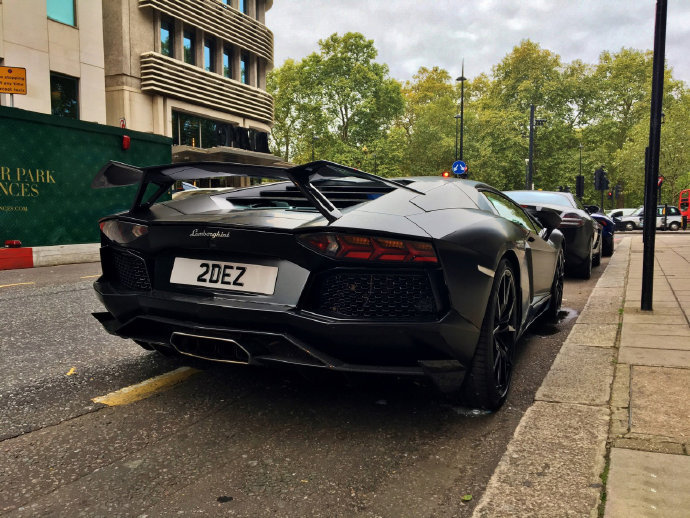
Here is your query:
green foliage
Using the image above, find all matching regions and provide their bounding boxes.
[269,35,689,202]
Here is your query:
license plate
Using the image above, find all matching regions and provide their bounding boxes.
[170,257,278,295]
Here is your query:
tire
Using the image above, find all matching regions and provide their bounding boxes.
[602,235,614,257]
[625,222,635,231]
[574,239,593,279]
[545,250,565,321]
[670,221,680,231]
[462,258,518,410]
[592,244,601,267]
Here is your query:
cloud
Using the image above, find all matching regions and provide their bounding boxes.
[266,0,689,85]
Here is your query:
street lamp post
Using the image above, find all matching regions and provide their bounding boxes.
[525,104,546,190]
[454,113,461,160]
[455,60,466,161]
[579,143,583,177]
[311,135,318,161]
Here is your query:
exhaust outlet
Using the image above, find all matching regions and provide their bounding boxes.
[170,332,251,364]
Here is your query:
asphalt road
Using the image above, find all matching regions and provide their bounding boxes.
[0,255,611,517]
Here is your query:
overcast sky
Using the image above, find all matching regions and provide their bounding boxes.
[266,0,690,85]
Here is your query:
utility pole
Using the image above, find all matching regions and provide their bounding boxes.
[641,0,667,311]
[526,104,535,190]
[456,60,466,161]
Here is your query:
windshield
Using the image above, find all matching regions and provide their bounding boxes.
[506,191,576,208]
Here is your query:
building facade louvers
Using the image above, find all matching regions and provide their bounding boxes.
[103,0,277,165]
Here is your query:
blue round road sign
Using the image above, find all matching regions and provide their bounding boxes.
[452,160,467,175]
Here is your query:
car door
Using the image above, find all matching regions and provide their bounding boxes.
[482,191,555,298]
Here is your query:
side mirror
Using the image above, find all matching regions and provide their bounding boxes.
[585,205,600,214]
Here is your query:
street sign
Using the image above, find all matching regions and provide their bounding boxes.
[658,175,665,187]
[0,66,27,95]
[452,160,467,176]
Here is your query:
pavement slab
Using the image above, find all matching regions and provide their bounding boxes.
[564,323,618,348]
[618,347,690,368]
[619,332,690,350]
[472,402,609,518]
[630,366,690,439]
[536,345,615,406]
[621,323,690,337]
[605,449,690,518]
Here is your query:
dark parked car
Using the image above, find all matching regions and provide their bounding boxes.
[505,190,602,279]
[91,160,565,410]
[587,208,615,257]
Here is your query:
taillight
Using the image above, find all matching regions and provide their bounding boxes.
[559,213,585,228]
[298,233,438,263]
[99,220,148,244]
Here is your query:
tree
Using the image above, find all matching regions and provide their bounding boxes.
[303,32,404,146]
[267,59,326,162]
[397,67,457,176]
[268,33,404,167]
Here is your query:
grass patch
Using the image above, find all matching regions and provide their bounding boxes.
[597,454,612,518]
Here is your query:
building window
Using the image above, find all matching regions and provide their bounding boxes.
[50,73,79,119]
[223,45,233,79]
[240,53,249,84]
[160,18,174,57]
[239,0,247,14]
[47,0,75,26]
[172,111,269,154]
[183,29,195,65]
[204,38,216,72]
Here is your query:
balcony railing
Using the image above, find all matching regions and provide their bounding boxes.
[140,52,273,124]
[139,0,273,62]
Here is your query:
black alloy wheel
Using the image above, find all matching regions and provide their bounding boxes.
[462,258,518,410]
[546,250,565,321]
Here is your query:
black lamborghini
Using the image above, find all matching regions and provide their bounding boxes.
[92,161,564,410]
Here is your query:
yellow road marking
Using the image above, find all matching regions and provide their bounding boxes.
[80,275,100,279]
[92,367,201,406]
[0,282,35,288]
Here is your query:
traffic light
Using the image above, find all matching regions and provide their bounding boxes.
[614,184,622,199]
[607,191,613,200]
[594,167,609,191]
[594,168,603,190]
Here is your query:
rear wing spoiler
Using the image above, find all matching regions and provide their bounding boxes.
[92,160,419,223]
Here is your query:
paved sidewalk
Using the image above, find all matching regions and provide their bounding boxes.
[473,233,690,517]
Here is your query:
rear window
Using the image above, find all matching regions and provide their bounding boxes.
[506,191,576,208]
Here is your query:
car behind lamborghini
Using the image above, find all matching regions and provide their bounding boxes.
[92,161,564,410]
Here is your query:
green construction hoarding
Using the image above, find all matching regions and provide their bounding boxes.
[0,106,171,246]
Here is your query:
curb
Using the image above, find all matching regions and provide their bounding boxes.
[0,243,100,270]
[472,237,632,518]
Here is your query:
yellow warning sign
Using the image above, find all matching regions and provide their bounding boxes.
[0,66,27,95]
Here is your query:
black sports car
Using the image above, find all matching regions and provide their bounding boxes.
[92,161,564,410]
[505,190,602,279]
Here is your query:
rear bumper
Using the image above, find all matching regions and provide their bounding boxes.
[560,227,591,267]
[93,278,481,377]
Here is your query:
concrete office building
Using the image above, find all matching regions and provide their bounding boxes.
[102,0,277,165]
[0,0,107,123]
[0,0,276,165]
